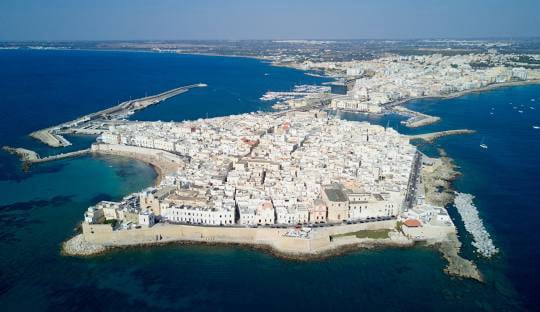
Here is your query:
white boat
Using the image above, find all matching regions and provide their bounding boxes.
[518,110,523,113]
[533,126,540,129]
[480,137,488,149]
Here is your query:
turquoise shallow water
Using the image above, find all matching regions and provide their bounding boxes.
[0,50,538,311]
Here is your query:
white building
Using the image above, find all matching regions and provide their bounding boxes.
[161,204,235,226]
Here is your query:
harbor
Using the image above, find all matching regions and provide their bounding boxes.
[29,83,207,147]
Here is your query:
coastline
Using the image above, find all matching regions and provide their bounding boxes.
[383,80,540,130]
[62,231,414,262]
[62,220,408,258]
[90,144,182,186]
[418,151,483,281]
[3,46,537,311]
[33,52,515,282]
[389,79,540,108]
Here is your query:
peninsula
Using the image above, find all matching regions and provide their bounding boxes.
[51,109,480,280]
[11,46,539,282]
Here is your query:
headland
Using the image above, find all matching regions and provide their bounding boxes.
[9,49,540,283]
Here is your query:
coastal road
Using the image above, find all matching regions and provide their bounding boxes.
[403,151,421,211]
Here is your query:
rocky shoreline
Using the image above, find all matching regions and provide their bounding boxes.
[434,234,483,282]
[420,151,460,207]
[62,234,106,256]
[419,149,483,281]
[454,193,498,258]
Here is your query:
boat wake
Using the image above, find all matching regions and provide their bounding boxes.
[454,192,499,258]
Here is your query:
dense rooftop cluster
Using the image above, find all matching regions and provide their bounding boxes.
[86,111,416,228]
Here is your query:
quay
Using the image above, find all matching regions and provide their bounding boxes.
[29,130,72,147]
[407,129,476,143]
[392,105,441,128]
[29,83,207,147]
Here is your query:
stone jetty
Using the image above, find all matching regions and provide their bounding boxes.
[454,192,498,258]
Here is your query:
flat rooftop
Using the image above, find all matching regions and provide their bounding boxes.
[324,188,348,202]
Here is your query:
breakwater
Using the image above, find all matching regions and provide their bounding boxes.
[32,149,91,163]
[2,146,90,163]
[392,105,441,128]
[454,192,498,258]
[30,83,207,147]
[407,129,476,143]
[2,146,40,161]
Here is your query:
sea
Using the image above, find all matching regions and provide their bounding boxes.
[0,49,539,311]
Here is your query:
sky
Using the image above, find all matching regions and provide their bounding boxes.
[0,0,539,41]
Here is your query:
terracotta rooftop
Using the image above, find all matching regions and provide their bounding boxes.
[403,219,422,227]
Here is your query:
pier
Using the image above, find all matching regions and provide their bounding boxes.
[406,129,476,143]
[2,146,91,164]
[391,105,441,128]
[90,83,206,119]
[31,149,91,163]
[30,83,207,147]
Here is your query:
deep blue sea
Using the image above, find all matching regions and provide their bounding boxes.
[0,49,539,311]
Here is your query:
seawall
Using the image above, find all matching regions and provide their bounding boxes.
[70,220,403,259]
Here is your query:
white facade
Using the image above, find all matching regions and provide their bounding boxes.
[276,206,309,225]
[161,204,235,226]
[138,212,155,227]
